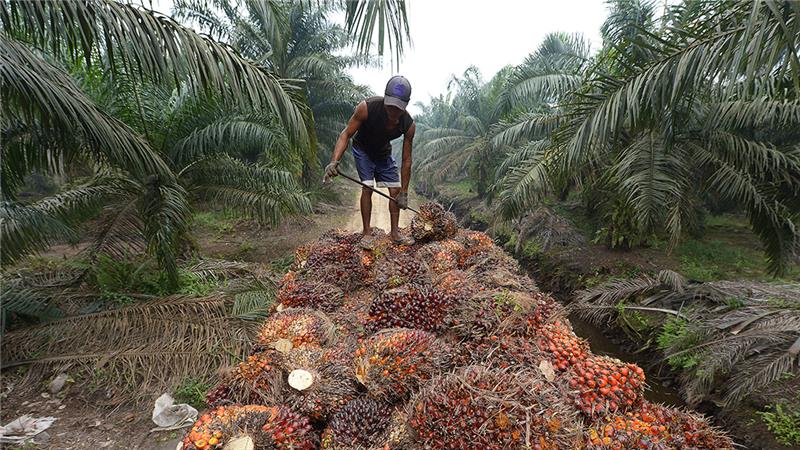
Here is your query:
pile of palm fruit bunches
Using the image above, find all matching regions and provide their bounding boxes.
[183,202,733,449]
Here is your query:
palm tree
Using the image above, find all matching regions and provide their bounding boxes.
[173,0,374,173]
[494,0,800,275]
[0,0,316,282]
[415,67,512,196]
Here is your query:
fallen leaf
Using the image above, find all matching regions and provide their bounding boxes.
[539,359,556,381]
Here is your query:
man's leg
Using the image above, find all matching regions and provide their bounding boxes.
[360,186,373,235]
[388,187,401,240]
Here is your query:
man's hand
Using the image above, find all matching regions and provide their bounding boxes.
[395,192,408,210]
[324,161,339,178]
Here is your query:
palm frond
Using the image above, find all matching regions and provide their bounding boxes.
[1,295,255,402]
[1,0,310,145]
[185,156,311,225]
[343,0,410,68]
[0,37,171,182]
[495,140,556,219]
[1,177,137,266]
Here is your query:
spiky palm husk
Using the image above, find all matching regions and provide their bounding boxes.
[408,366,581,449]
[463,248,538,293]
[432,270,480,306]
[366,287,452,334]
[299,233,370,290]
[584,401,733,449]
[276,278,344,312]
[183,404,317,450]
[275,347,359,422]
[206,351,283,409]
[410,202,458,242]
[451,289,542,340]
[414,239,465,274]
[354,328,451,402]
[373,254,432,292]
[256,308,336,349]
[453,230,495,266]
[320,397,394,449]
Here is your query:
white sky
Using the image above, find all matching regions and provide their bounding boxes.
[350,0,608,115]
[149,0,610,115]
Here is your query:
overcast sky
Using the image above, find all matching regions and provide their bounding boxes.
[348,0,609,115]
[150,0,610,115]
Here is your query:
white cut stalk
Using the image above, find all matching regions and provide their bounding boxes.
[224,435,255,450]
[288,369,314,391]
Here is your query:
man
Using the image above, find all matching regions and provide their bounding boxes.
[325,75,415,243]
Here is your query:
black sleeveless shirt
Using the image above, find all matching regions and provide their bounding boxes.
[352,96,414,160]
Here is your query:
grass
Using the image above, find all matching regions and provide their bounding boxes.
[193,209,239,235]
[675,239,769,281]
[656,316,702,370]
[173,377,212,410]
[757,404,800,447]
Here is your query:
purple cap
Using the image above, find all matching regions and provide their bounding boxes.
[384,75,411,110]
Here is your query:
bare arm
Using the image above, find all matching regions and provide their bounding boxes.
[331,101,367,164]
[400,122,415,193]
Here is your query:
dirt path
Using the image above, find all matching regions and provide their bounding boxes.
[344,187,414,232]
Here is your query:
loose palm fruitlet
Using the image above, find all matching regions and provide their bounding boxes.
[182,405,316,450]
[373,254,431,292]
[536,321,591,371]
[568,355,645,418]
[206,352,282,408]
[584,401,734,449]
[257,308,336,349]
[320,397,394,449]
[276,278,344,312]
[410,202,458,242]
[409,366,580,450]
[354,328,451,402]
[367,287,451,333]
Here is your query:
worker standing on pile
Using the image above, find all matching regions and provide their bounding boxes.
[325,76,416,244]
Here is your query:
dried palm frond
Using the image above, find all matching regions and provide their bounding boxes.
[1,295,254,403]
[572,271,800,408]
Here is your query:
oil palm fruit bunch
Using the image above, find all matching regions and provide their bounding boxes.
[374,254,431,291]
[409,366,580,449]
[524,294,567,333]
[257,308,336,349]
[568,355,646,418]
[276,347,359,422]
[366,287,451,333]
[415,240,464,274]
[260,405,319,449]
[433,270,480,305]
[584,402,733,449]
[182,405,316,450]
[452,290,533,340]
[206,352,282,408]
[410,202,458,242]
[454,230,494,267]
[535,321,591,371]
[455,333,545,370]
[276,279,344,312]
[302,237,369,290]
[354,328,451,402]
[320,397,394,449]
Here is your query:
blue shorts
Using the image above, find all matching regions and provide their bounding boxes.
[352,146,401,188]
